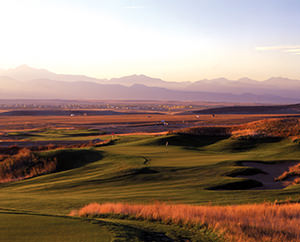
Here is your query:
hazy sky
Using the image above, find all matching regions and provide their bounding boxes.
[0,0,299,82]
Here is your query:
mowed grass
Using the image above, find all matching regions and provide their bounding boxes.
[1,134,300,209]
[0,211,112,242]
[1,132,300,240]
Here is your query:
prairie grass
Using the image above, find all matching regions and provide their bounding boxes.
[232,118,300,138]
[176,118,300,139]
[173,126,231,136]
[0,148,57,183]
[0,144,103,183]
[276,162,300,185]
[71,202,300,242]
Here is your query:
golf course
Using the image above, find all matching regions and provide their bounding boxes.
[1,118,300,241]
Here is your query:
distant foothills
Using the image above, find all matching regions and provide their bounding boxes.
[1,65,300,103]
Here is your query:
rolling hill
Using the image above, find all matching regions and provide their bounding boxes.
[1,128,300,241]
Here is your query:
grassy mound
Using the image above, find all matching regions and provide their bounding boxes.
[0,148,102,183]
[232,118,300,138]
[223,166,266,177]
[173,126,231,137]
[276,162,300,185]
[175,118,300,139]
[40,148,103,171]
[137,134,228,149]
[0,148,57,183]
[205,136,282,153]
[208,179,263,190]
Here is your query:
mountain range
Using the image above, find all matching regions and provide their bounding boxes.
[0,65,300,103]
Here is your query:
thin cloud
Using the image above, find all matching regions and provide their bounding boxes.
[255,45,300,56]
[284,48,300,53]
[256,45,300,51]
[125,6,145,9]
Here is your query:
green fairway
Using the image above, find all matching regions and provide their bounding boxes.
[0,211,112,242]
[1,133,300,241]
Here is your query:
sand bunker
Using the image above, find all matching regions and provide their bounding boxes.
[240,161,299,189]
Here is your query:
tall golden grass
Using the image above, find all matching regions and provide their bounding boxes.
[174,118,300,139]
[231,118,300,138]
[0,139,109,183]
[70,202,300,242]
[276,162,300,185]
[172,126,231,136]
[0,148,57,183]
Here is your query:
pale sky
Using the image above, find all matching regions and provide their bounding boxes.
[0,0,299,82]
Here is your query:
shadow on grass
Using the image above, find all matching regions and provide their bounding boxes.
[207,136,283,153]
[150,134,229,150]
[42,149,104,172]
[208,179,263,190]
[230,136,283,152]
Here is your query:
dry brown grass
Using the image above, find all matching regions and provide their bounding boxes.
[232,118,300,138]
[276,162,300,185]
[176,118,300,139]
[0,148,57,183]
[0,113,295,132]
[173,126,231,136]
[70,202,300,242]
[0,141,108,183]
